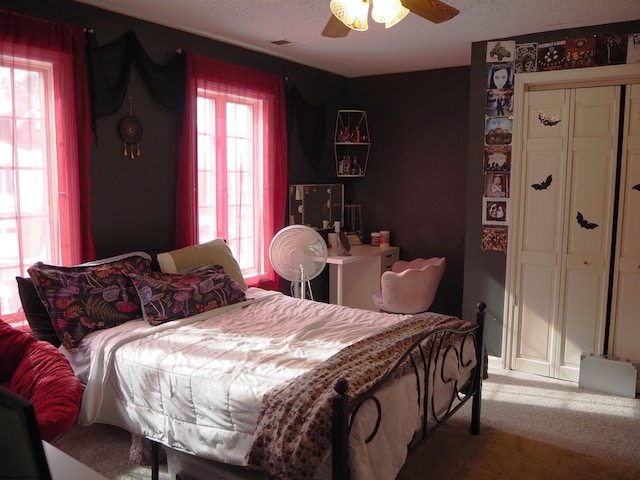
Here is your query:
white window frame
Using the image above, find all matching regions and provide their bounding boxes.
[0,54,61,322]
[196,87,265,281]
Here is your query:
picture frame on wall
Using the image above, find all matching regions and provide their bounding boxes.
[482,197,509,226]
[484,172,510,198]
[484,145,512,172]
[482,226,508,252]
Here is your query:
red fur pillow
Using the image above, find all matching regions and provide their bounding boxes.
[0,319,82,442]
[0,319,35,384]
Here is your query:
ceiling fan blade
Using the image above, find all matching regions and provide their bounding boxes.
[321,15,351,38]
[401,0,460,24]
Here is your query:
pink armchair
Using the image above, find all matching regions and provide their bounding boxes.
[372,257,446,314]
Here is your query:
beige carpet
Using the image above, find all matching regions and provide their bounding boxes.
[55,417,640,480]
[54,368,640,480]
[398,419,640,480]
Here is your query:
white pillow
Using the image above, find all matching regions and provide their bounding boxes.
[79,251,152,266]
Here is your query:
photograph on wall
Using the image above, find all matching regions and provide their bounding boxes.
[482,227,508,252]
[484,172,510,198]
[486,88,514,117]
[486,40,516,63]
[486,62,514,89]
[515,43,537,73]
[626,33,640,63]
[484,117,512,146]
[482,226,508,252]
[594,34,628,66]
[537,41,566,71]
[484,145,511,172]
[564,37,596,69]
[482,197,509,226]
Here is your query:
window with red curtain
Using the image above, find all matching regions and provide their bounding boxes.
[176,52,287,290]
[0,11,93,325]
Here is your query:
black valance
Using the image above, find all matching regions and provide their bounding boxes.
[85,30,185,137]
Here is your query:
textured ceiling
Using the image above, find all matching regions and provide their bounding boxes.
[74,0,639,77]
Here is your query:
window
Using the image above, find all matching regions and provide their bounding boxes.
[0,56,64,323]
[176,53,287,290]
[0,18,92,327]
[196,89,265,280]
[0,13,94,328]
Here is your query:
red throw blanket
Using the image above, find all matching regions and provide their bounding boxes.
[246,312,473,479]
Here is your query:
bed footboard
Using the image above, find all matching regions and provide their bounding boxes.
[332,302,486,480]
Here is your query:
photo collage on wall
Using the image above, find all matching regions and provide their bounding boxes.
[482,40,514,252]
[481,32,640,252]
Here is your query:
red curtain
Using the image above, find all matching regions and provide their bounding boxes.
[176,52,287,290]
[0,10,94,262]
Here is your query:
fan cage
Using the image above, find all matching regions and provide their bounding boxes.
[269,225,328,300]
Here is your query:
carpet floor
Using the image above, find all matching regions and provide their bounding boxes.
[397,419,640,480]
[53,368,640,479]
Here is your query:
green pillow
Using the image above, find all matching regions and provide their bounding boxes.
[156,239,248,291]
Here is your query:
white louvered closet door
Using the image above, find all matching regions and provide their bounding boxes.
[609,84,640,365]
[513,85,620,382]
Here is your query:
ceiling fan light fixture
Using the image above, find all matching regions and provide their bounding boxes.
[384,4,409,28]
[371,0,405,26]
[330,0,370,31]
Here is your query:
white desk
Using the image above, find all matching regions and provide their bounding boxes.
[327,245,399,311]
[44,441,109,480]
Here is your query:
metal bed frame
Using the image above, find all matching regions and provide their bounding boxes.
[151,302,486,480]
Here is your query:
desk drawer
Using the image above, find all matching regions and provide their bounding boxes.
[381,251,399,273]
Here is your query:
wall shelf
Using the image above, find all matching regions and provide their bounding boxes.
[334,110,370,177]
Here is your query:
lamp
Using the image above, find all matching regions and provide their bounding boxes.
[330,0,408,31]
[384,4,409,27]
[330,0,370,31]
[371,0,409,28]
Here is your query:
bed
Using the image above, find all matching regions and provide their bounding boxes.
[23,243,486,480]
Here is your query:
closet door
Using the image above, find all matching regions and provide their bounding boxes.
[513,89,570,377]
[513,86,620,381]
[558,86,619,381]
[609,84,640,363]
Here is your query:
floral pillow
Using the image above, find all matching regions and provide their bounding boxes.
[27,255,152,351]
[126,265,247,326]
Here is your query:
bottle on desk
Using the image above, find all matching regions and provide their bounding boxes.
[380,230,390,248]
[328,232,338,251]
[371,232,380,246]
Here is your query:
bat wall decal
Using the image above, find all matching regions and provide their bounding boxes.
[577,211,598,230]
[633,184,640,191]
[538,111,561,127]
[532,174,552,190]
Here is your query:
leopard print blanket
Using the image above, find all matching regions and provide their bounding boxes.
[245,312,474,479]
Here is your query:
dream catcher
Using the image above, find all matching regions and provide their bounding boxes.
[118,97,143,159]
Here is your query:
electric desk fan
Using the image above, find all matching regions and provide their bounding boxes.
[269,225,328,300]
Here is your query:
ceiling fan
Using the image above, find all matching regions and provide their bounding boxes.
[322,0,459,38]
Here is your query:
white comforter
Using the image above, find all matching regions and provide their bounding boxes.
[74,287,476,480]
[76,289,411,465]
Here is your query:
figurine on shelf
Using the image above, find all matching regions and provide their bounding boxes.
[344,157,352,175]
[351,156,362,175]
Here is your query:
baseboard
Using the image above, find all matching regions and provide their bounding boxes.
[487,355,503,371]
